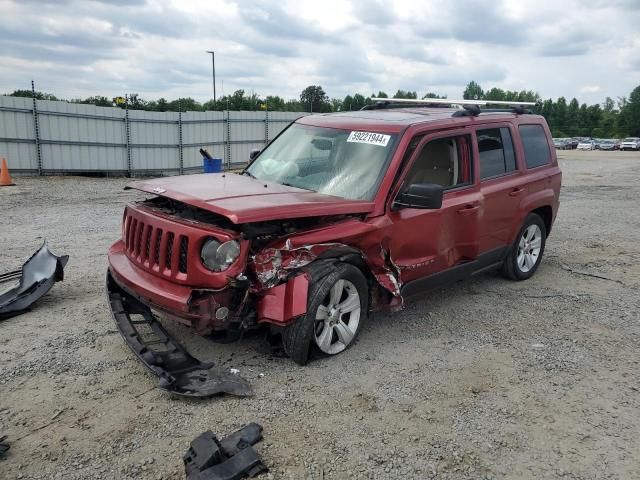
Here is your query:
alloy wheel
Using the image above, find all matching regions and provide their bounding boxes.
[313,279,361,355]
[517,224,542,273]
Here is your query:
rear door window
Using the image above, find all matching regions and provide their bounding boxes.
[477,128,517,179]
[519,125,552,168]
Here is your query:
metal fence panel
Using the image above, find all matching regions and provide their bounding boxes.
[229,111,265,166]
[0,142,37,172]
[36,100,127,172]
[0,95,309,176]
[0,96,37,171]
[181,111,225,169]
[129,110,179,173]
[268,111,304,140]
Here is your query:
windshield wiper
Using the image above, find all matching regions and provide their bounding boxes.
[242,170,256,179]
[280,182,314,191]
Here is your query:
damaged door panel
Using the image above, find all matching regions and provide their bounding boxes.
[0,242,69,319]
[386,132,481,285]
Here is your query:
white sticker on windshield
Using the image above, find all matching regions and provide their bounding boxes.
[347,131,391,147]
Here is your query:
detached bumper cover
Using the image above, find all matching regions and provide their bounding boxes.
[106,272,253,398]
[0,242,69,319]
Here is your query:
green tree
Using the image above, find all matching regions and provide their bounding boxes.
[264,95,286,111]
[330,98,343,112]
[602,97,615,114]
[72,96,113,107]
[285,99,304,111]
[484,88,506,101]
[392,89,417,99]
[618,85,640,137]
[350,93,366,110]
[342,95,354,111]
[164,97,201,112]
[422,92,446,99]
[463,81,484,100]
[9,89,58,100]
[300,85,330,113]
[566,98,580,136]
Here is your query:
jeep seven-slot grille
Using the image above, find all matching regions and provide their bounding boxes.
[123,213,189,277]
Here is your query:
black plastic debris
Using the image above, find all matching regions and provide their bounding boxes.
[0,435,9,457]
[0,241,69,319]
[106,272,253,398]
[183,423,267,480]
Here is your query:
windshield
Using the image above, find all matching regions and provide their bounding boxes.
[624,137,639,142]
[246,124,397,200]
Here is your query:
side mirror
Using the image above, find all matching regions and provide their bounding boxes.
[249,149,261,160]
[394,183,444,209]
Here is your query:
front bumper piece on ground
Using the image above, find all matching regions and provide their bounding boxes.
[0,241,69,319]
[106,272,253,398]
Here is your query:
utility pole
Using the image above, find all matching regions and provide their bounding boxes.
[206,50,216,108]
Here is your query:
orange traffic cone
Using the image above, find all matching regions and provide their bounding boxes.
[0,158,15,186]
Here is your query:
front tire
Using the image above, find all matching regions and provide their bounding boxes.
[282,263,368,365]
[502,213,547,281]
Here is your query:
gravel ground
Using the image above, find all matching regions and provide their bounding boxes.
[1,150,639,480]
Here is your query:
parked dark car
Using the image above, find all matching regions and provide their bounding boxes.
[553,138,571,149]
[599,139,620,151]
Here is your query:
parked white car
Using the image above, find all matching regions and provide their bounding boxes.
[577,140,597,150]
[620,137,640,151]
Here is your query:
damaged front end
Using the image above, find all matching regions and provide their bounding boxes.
[0,241,69,319]
[106,273,253,398]
[249,218,405,313]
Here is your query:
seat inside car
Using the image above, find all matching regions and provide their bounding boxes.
[407,138,455,187]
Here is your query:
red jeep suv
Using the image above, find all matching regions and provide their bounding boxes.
[106,99,561,395]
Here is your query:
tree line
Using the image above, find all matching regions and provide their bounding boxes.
[462,81,640,138]
[5,81,639,138]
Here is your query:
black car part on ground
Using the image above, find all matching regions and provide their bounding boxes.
[0,435,9,457]
[0,242,69,319]
[183,423,267,480]
[106,272,253,398]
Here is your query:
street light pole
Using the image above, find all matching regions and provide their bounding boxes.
[206,50,216,108]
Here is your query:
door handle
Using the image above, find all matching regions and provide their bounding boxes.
[457,204,479,215]
[509,187,524,197]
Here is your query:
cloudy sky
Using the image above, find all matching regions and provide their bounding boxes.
[0,0,639,105]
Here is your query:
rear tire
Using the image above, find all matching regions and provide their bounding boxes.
[502,213,547,281]
[282,263,368,365]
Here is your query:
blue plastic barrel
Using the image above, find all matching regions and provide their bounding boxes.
[203,157,222,173]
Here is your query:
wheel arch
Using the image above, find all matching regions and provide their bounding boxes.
[530,205,553,237]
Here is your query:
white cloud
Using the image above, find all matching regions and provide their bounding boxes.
[580,85,602,94]
[0,0,638,105]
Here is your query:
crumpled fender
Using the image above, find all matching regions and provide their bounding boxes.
[255,273,309,326]
[251,218,404,325]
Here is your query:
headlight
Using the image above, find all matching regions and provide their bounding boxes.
[200,238,240,271]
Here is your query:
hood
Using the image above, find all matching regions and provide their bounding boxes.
[126,173,375,224]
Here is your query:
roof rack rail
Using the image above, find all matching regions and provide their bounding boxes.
[364,97,536,116]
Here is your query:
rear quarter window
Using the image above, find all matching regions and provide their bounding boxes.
[519,124,552,169]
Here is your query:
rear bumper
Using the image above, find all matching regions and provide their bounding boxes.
[108,240,246,334]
